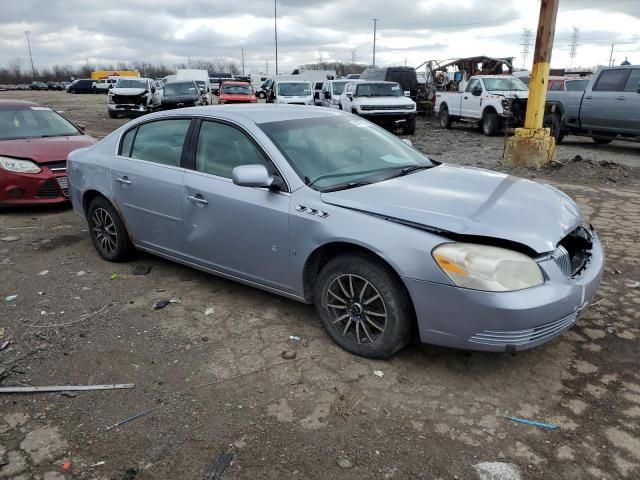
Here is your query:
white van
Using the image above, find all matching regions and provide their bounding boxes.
[271,80,313,105]
[176,69,211,104]
[321,79,353,109]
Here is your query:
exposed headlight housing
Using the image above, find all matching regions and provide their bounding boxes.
[432,243,544,292]
[0,156,41,174]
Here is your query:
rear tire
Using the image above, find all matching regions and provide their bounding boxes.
[592,137,612,145]
[439,106,452,129]
[481,110,500,136]
[87,197,133,262]
[108,110,118,119]
[314,253,414,358]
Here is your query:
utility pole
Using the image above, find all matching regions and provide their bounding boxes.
[504,0,559,167]
[188,56,191,68]
[241,49,245,76]
[351,49,356,63]
[372,19,378,67]
[274,0,279,75]
[24,31,36,81]
[608,43,615,67]
[568,26,580,67]
[520,28,533,69]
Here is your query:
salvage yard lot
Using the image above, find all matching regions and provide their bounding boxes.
[1,91,640,479]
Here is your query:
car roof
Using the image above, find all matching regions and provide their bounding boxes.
[0,99,41,110]
[221,81,250,85]
[140,105,341,125]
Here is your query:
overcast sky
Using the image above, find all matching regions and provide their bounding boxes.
[1,0,639,75]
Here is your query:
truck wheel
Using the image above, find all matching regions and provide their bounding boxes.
[108,111,118,119]
[592,137,612,145]
[403,118,416,135]
[481,110,500,136]
[543,113,564,144]
[439,107,452,129]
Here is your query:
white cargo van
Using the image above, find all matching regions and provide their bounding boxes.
[176,70,211,104]
[272,80,314,105]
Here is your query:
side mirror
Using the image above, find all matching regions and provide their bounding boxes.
[471,87,482,96]
[346,92,353,98]
[324,91,331,99]
[402,139,413,147]
[232,165,274,188]
[151,87,156,93]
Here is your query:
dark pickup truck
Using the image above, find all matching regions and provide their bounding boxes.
[545,65,640,144]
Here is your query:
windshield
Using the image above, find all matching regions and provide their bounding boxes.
[482,77,528,92]
[331,81,349,95]
[259,116,434,190]
[115,79,147,89]
[277,82,311,96]
[222,84,252,95]
[164,82,198,95]
[0,108,80,140]
[195,80,206,92]
[566,79,589,91]
[355,83,402,97]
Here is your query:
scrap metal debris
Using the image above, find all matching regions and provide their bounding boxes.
[4,295,17,302]
[373,370,384,378]
[280,350,296,360]
[0,383,134,394]
[506,416,557,430]
[153,298,181,310]
[204,451,235,480]
[105,406,159,431]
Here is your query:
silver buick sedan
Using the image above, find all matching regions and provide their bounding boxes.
[67,106,604,358]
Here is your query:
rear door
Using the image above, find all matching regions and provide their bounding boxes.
[621,69,640,133]
[580,69,631,131]
[110,118,193,256]
[181,119,293,291]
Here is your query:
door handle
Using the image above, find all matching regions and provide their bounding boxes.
[463,96,468,99]
[115,177,132,185]
[615,96,625,100]
[187,195,208,205]
[584,95,593,100]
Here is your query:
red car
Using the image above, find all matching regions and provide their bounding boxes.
[217,81,257,104]
[0,100,96,206]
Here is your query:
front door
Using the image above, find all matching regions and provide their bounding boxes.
[110,118,192,256]
[621,68,640,133]
[461,78,483,119]
[182,119,293,292]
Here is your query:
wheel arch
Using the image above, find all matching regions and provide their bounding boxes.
[481,105,498,118]
[82,189,135,244]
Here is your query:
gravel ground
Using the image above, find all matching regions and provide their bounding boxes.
[1,91,639,480]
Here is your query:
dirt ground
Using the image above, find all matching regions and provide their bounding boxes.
[1,91,640,480]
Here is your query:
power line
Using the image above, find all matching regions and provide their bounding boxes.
[372,18,378,67]
[520,28,533,68]
[568,26,580,67]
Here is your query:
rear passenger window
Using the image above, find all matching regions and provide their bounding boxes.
[195,121,272,179]
[130,119,191,167]
[593,69,630,92]
[119,128,136,157]
[623,69,640,92]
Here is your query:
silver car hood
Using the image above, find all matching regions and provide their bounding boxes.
[320,165,581,254]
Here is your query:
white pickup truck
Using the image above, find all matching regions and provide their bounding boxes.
[435,75,529,136]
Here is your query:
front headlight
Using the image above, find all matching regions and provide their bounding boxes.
[0,156,41,174]
[432,243,543,292]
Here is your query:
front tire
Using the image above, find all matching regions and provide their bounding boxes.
[543,113,564,144]
[592,137,612,145]
[403,117,416,135]
[108,110,118,118]
[439,107,452,129]
[481,110,500,136]
[314,253,414,358]
[87,197,133,262]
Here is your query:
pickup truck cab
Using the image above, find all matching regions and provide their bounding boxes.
[321,79,350,109]
[340,81,417,135]
[107,77,160,118]
[546,66,640,144]
[435,75,529,136]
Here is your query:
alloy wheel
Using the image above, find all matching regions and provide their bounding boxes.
[326,274,387,344]
[92,207,118,254]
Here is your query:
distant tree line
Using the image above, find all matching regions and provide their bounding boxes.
[0,58,241,84]
[0,58,368,84]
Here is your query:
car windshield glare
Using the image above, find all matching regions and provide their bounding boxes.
[0,108,80,140]
[259,116,434,190]
[483,77,528,92]
[115,79,147,89]
[164,83,198,95]
[222,85,252,95]
[277,83,311,96]
[355,83,403,97]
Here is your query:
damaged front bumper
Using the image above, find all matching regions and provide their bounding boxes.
[404,230,605,352]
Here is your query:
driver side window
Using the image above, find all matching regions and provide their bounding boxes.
[465,79,480,93]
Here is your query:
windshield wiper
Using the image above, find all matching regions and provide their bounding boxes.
[382,165,433,181]
[321,181,371,193]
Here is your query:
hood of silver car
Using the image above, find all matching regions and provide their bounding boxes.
[320,165,581,254]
